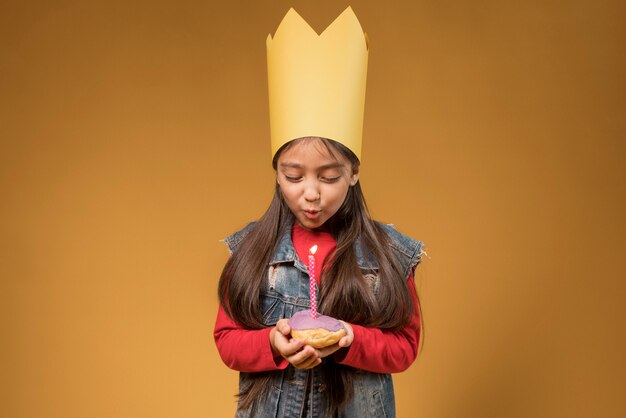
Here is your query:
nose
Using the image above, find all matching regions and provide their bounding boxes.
[303,179,320,202]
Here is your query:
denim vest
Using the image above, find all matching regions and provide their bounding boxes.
[224,221,423,418]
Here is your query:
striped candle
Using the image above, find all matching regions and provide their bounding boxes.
[308,245,318,318]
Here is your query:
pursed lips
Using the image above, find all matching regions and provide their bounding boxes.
[303,209,321,218]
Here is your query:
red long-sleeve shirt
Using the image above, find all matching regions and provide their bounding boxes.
[214,224,421,374]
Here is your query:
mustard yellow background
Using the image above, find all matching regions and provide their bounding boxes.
[1,1,624,417]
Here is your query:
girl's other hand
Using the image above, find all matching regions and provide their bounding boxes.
[270,319,321,369]
[316,321,354,359]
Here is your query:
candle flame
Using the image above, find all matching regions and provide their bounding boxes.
[309,244,318,255]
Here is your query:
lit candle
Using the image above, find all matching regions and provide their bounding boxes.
[308,245,318,319]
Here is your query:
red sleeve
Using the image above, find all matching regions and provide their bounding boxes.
[213,305,288,372]
[334,271,421,373]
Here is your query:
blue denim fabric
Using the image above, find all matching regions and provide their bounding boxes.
[224,220,423,418]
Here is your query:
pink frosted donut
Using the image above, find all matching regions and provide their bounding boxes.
[288,310,347,348]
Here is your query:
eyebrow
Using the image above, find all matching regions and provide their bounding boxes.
[279,162,345,170]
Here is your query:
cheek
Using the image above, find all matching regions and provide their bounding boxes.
[279,184,300,204]
[326,186,350,207]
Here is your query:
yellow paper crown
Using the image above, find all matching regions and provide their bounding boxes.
[266,7,369,159]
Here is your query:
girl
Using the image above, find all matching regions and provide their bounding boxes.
[214,137,424,417]
[215,7,424,417]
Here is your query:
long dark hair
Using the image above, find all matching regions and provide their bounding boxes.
[218,137,417,413]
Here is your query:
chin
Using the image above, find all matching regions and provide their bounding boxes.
[298,218,326,230]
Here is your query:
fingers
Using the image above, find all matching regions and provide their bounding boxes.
[285,345,321,369]
[271,323,321,369]
[317,343,341,358]
[271,327,303,356]
[270,319,358,369]
[338,321,354,348]
[275,318,292,336]
[338,333,354,348]
[277,337,321,369]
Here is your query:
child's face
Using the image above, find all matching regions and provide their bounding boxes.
[276,139,359,230]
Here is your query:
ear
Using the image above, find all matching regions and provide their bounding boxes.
[349,172,359,186]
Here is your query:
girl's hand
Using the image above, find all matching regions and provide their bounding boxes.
[270,319,321,369]
[316,321,354,359]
